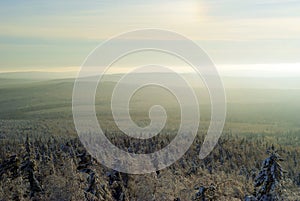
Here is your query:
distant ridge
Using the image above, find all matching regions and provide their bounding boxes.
[0,71,300,89]
[0,71,77,80]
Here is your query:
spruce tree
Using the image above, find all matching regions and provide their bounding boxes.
[246,145,285,201]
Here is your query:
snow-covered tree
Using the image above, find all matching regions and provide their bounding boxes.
[248,145,285,201]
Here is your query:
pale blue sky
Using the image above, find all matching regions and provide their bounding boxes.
[0,0,300,75]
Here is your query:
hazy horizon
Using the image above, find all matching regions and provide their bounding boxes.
[1,62,300,78]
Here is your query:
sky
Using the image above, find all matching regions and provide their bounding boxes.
[0,0,300,76]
